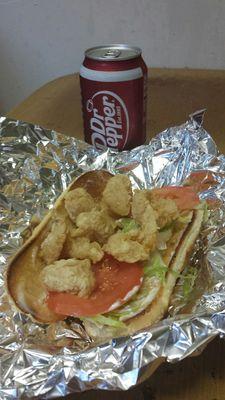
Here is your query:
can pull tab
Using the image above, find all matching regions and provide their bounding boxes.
[103,49,121,58]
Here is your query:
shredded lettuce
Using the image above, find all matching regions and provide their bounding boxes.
[159,222,173,232]
[177,212,193,224]
[144,251,168,283]
[182,267,198,298]
[118,218,140,233]
[156,229,172,250]
[160,207,198,235]
[171,270,181,278]
[82,314,126,328]
[108,275,160,321]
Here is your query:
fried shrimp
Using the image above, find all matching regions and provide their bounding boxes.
[41,258,95,297]
[66,237,104,263]
[104,231,149,263]
[149,192,179,229]
[131,190,149,223]
[64,188,95,222]
[75,208,116,243]
[40,217,67,265]
[132,190,158,251]
[102,174,132,216]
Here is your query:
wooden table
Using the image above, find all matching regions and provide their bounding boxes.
[7,68,225,400]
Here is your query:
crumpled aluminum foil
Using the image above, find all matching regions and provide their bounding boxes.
[1,111,225,398]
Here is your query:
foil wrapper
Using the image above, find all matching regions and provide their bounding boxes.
[1,111,225,398]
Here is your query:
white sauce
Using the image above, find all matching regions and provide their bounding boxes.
[107,281,142,312]
[108,300,122,312]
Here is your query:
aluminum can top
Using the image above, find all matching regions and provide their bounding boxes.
[85,44,142,62]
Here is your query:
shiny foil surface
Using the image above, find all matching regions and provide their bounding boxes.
[1,111,225,398]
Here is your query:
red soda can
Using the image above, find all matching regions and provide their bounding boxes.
[79,44,147,151]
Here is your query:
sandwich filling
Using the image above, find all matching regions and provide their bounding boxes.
[8,172,206,333]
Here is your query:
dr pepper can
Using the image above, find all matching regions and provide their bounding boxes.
[79,44,147,151]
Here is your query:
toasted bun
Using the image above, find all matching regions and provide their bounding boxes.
[83,209,204,341]
[7,169,204,343]
[6,170,112,322]
[127,208,204,333]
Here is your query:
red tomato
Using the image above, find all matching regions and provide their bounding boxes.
[47,256,143,317]
[152,186,199,210]
[184,170,216,193]
[184,171,224,208]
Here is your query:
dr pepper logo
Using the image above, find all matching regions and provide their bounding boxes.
[86,90,129,150]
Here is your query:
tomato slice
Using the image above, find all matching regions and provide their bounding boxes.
[47,256,143,317]
[184,171,224,209]
[184,171,216,193]
[152,186,199,211]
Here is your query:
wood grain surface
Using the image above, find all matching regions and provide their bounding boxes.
[8,68,225,152]
[7,68,225,400]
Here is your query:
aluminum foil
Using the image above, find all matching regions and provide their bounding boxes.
[1,111,225,398]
